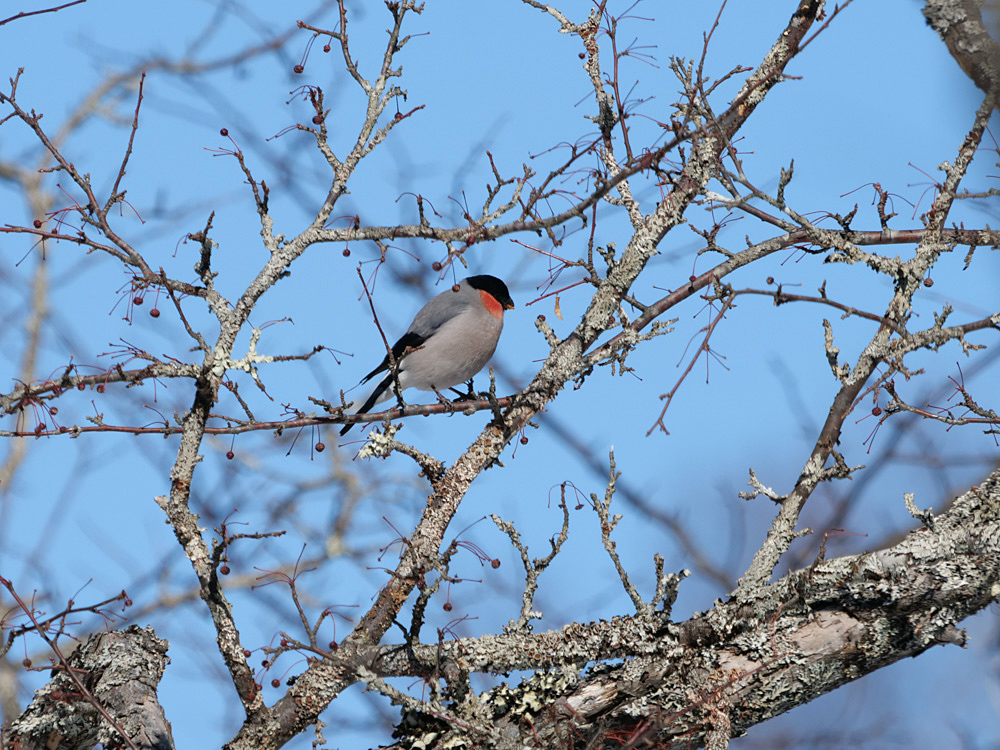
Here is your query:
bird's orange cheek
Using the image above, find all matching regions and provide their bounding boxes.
[479,289,504,320]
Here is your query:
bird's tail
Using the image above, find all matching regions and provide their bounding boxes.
[340,374,393,436]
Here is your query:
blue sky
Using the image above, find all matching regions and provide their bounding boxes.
[1,1,998,748]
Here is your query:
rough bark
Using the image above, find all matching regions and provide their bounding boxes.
[924,0,1000,100]
[4,625,174,750]
[381,466,1000,748]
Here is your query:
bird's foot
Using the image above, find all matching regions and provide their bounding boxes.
[450,379,480,403]
[432,387,459,413]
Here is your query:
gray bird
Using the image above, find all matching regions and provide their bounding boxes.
[341,275,514,435]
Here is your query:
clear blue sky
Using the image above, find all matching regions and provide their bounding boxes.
[1,1,997,748]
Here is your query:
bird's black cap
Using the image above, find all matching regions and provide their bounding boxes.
[466,275,514,310]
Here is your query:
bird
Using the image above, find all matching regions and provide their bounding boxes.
[340,275,514,436]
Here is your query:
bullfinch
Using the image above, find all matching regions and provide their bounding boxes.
[340,275,515,436]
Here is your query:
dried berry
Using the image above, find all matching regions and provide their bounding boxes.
[491,559,500,569]
[315,442,325,452]
[342,248,350,257]
[33,219,42,229]
[150,308,160,318]
[443,601,453,612]
[293,64,304,74]
[133,296,143,306]
[220,564,230,575]
[432,261,442,271]
[220,128,229,137]
[226,450,235,460]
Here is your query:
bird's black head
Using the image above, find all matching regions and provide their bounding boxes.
[466,275,514,310]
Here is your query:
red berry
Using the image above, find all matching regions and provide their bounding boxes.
[579,52,586,59]
[52,385,62,395]
[150,308,160,318]
[33,219,42,229]
[689,274,697,282]
[220,128,229,137]
[872,406,883,416]
[77,383,85,391]
[766,276,775,285]
[226,450,235,460]
[293,64,304,74]
[244,650,252,658]
[133,296,143,306]
[315,442,325,452]
[49,406,58,416]
[923,278,934,287]
[538,314,546,322]
[342,249,350,257]
[220,564,230,575]
[443,601,453,612]
[96,384,105,393]
[323,44,331,53]
[432,261,442,271]
[22,658,31,668]
[451,284,460,293]
[328,641,338,651]
[124,597,132,607]
[520,436,528,445]
[271,679,280,688]
[491,559,500,569]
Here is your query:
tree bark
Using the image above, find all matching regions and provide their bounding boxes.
[4,625,174,750]
[381,466,1000,748]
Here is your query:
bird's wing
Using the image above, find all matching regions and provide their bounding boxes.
[408,288,473,336]
[360,330,428,383]
[359,285,474,383]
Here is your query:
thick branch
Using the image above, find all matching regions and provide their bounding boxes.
[4,626,174,750]
[385,466,1000,748]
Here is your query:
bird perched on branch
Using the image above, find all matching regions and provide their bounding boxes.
[340,275,514,436]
